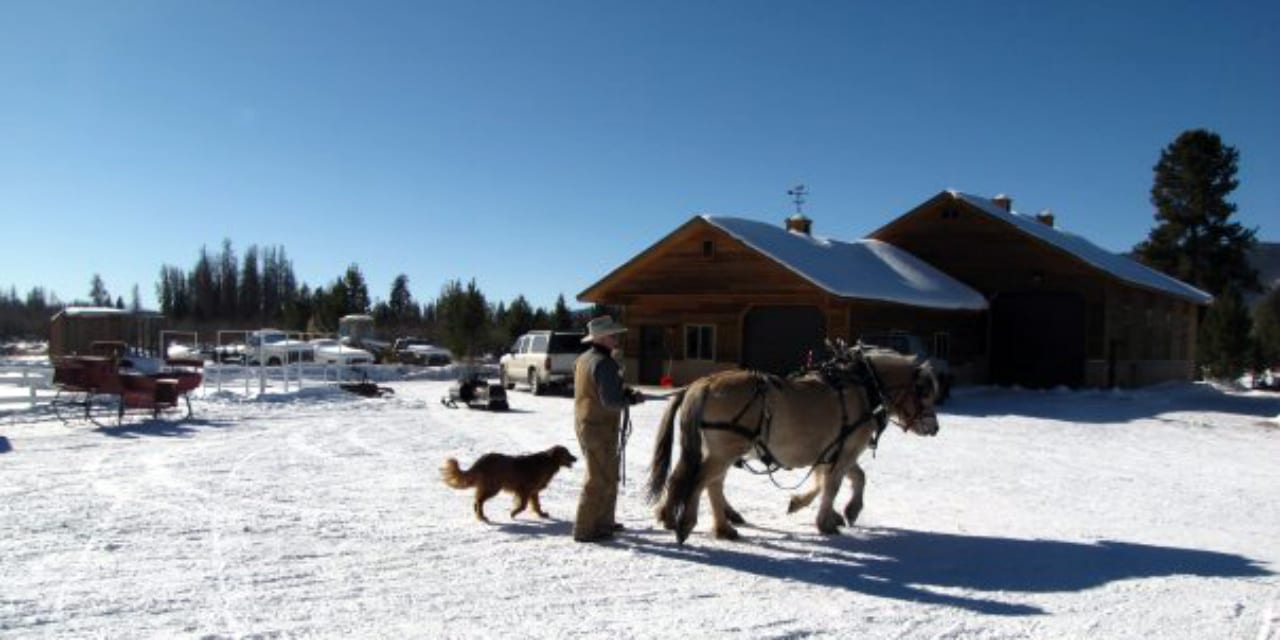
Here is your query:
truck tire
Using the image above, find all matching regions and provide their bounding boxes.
[529,369,543,396]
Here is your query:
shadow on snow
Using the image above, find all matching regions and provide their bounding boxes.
[605,525,1271,616]
[944,383,1280,425]
[94,417,236,439]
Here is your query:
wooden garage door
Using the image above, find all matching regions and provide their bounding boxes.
[990,292,1085,388]
[742,306,826,375]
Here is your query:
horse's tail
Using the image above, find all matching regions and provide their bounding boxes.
[665,381,710,541]
[646,387,687,504]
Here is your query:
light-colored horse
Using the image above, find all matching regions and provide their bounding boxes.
[646,344,941,543]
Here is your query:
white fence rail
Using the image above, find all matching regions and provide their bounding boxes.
[0,364,53,409]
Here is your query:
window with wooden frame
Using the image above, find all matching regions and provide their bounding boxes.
[701,239,716,259]
[684,324,715,361]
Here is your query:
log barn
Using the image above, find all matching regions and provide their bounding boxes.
[579,190,1211,389]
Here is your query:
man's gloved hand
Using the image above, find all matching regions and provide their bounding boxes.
[625,387,645,405]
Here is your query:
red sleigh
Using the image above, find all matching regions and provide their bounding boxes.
[51,341,203,426]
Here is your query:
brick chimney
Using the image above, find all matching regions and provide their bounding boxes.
[1035,209,1055,227]
[992,194,1012,212]
[785,213,812,235]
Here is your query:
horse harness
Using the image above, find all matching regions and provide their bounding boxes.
[702,353,892,483]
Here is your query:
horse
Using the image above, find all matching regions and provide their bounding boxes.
[646,342,942,543]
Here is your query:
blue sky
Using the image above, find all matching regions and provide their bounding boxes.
[2,1,1276,311]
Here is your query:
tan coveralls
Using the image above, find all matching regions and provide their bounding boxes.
[572,344,630,542]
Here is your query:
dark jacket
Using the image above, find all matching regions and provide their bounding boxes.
[574,344,628,431]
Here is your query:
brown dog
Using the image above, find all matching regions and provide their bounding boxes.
[441,445,577,522]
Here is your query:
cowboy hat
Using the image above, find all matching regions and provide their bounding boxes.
[582,315,628,343]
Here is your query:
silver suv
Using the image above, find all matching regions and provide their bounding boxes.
[499,331,585,395]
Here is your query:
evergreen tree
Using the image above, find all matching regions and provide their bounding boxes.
[89,274,111,306]
[342,264,370,314]
[551,294,573,330]
[1253,288,1280,369]
[436,279,489,360]
[532,307,550,330]
[191,246,217,321]
[158,265,190,319]
[421,302,438,341]
[1198,287,1253,380]
[1135,129,1259,296]
[240,245,262,322]
[262,246,281,323]
[114,296,125,310]
[388,274,414,326]
[216,239,238,321]
[504,295,535,344]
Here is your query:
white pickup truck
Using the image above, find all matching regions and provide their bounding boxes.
[499,330,586,395]
[245,329,314,366]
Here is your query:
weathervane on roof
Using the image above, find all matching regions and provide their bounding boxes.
[787,184,808,215]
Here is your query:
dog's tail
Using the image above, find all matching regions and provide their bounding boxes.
[440,458,475,489]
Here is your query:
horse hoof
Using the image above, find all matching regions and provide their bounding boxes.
[843,502,863,525]
[816,512,846,535]
[725,506,746,525]
[676,517,696,544]
[713,525,740,541]
[786,497,804,514]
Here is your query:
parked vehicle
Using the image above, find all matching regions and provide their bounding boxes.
[338,314,390,354]
[499,330,585,395]
[392,338,454,366]
[309,338,375,366]
[858,332,952,403]
[245,329,313,366]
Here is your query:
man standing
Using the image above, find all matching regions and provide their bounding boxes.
[573,315,642,543]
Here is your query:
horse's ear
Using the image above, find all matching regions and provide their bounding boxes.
[914,362,940,403]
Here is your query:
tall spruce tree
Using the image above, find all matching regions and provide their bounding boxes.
[216,239,238,321]
[388,274,414,325]
[1198,287,1253,380]
[240,245,262,322]
[89,274,111,307]
[1136,129,1261,379]
[505,295,535,344]
[1135,129,1259,296]
[1253,288,1280,371]
[341,264,370,314]
[436,279,489,360]
[191,247,217,321]
[551,294,573,330]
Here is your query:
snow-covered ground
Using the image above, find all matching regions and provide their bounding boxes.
[2,377,1278,638]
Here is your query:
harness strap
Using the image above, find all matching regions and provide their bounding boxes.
[702,373,783,470]
[857,354,891,455]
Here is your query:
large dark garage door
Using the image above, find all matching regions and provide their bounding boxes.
[742,306,826,375]
[990,292,1085,388]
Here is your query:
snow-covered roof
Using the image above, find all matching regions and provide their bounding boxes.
[62,307,128,317]
[703,215,988,310]
[54,307,162,318]
[949,192,1213,305]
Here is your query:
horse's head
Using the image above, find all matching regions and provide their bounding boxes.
[898,360,941,436]
[855,345,940,437]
